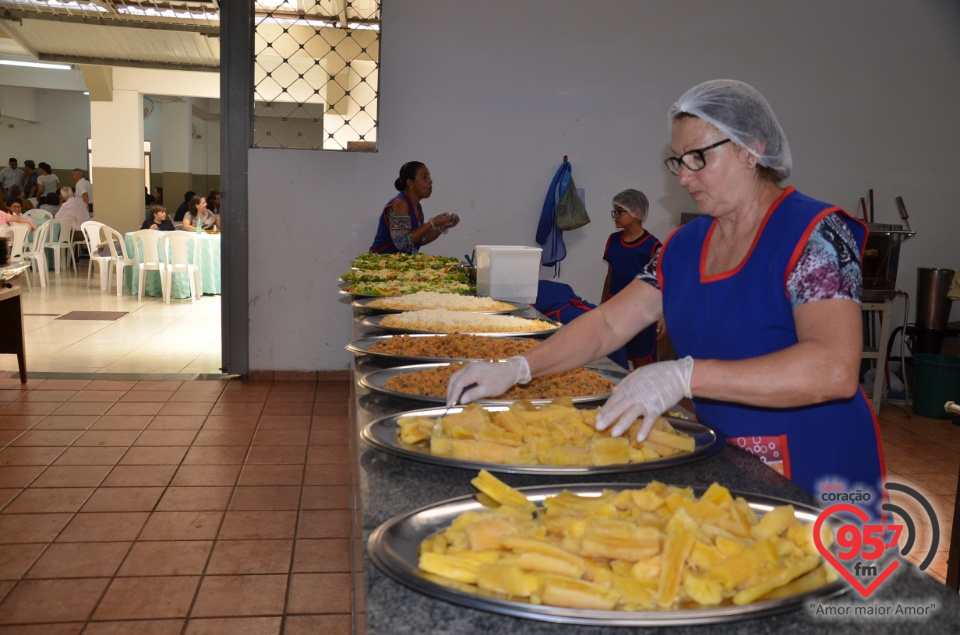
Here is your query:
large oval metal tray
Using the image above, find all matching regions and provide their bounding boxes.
[360,406,721,474]
[361,313,562,336]
[358,363,625,405]
[368,483,846,626]
[352,296,528,315]
[346,334,541,363]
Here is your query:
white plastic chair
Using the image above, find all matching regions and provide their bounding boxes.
[24,222,53,287]
[80,221,112,291]
[131,229,166,301]
[27,197,38,208]
[103,226,134,296]
[24,209,53,224]
[4,223,33,289]
[48,216,77,273]
[160,232,201,304]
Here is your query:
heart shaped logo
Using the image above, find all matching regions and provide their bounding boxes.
[813,503,899,598]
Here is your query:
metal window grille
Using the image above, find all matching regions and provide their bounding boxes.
[253,0,380,151]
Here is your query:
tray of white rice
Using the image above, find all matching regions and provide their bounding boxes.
[352,292,527,314]
[362,309,562,336]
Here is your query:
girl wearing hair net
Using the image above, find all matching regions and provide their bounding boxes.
[448,80,883,506]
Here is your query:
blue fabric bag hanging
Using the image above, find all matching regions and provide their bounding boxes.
[536,160,572,272]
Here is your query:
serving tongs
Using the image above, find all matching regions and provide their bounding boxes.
[895,196,912,232]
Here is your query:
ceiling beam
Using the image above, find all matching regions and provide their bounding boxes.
[0,10,220,35]
[38,52,218,74]
[0,17,40,59]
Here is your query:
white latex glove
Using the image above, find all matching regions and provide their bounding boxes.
[446,356,531,406]
[595,356,694,442]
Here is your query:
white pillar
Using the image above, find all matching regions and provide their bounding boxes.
[89,88,145,231]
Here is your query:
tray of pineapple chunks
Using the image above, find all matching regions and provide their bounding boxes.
[360,402,722,475]
[367,471,846,626]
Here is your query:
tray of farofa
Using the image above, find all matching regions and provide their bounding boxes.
[358,362,624,405]
[360,403,723,474]
[368,473,845,626]
[362,310,561,336]
[346,334,541,363]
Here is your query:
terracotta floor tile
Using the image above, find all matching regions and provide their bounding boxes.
[148,415,206,430]
[83,620,185,635]
[311,415,349,430]
[90,415,154,430]
[174,391,228,404]
[51,402,113,417]
[119,446,189,465]
[0,402,59,416]
[230,486,300,511]
[53,446,125,466]
[301,485,351,510]
[32,464,112,488]
[314,388,350,403]
[94,576,200,620]
[171,464,242,487]
[157,486,233,511]
[265,391,315,403]
[157,402,215,417]
[190,574,287,618]
[262,402,313,416]
[82,486,164,512]
[303,464,350,486]
[200,415,260,431]
[0,465,44,487]
[118,540,213,576]
[309,429,348,446]
[84,380,138,391]
[68,390,126,403]
[102,465,177,487]
[0,446,66,466]
[306,446,350,465]
[271,381,318,393]
[216,392,270,404]
[218,510,297,540]
[0,543,45,579]
[238,464,304,486]
[4,487,93,513]
[0,578,109,624]
[25,541,130,579]
[104,402,164,417]
[134,429,200,446]
[0,580,12,604]
[139,511,224,541]
[120,390,176,403]
[0,390,20,402]
[0,414,44,430]
[57,511,149,542]
[183,617,282,635]
[287,573,352,613]
[245,446,306,465]
[292,538,351,573]
[0,513,73,543]
[73,430,141,447]
[256,415,311,430]
[209,402,264,417]
[297,510,351,539]
[192,429,255,446]
[283,615,351,635]
[251,429,310,446]
[10,429,83,446]
[133,380,184,391]
[206,539,294,575]
[313,402,348,416]
[16,390,78,402]
[182,446,249,465]
[35,379,92,391]
[0,431,19,446]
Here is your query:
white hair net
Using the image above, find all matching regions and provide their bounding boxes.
[669,79,792,180]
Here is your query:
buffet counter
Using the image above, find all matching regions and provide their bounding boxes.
[350,310,960,634]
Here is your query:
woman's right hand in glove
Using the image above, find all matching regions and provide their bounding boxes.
[446,356,531,406]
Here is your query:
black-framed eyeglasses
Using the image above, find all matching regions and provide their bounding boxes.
[610,208,628,218]
[664,138,732,176]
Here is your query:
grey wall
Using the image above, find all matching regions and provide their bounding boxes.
[248,0,960,371]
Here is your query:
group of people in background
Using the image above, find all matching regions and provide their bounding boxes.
[0,158,93,233]
[140,189,222,232]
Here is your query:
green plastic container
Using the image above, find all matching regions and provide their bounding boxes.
[912,354,960,418]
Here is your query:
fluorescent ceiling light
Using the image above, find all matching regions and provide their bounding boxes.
[0,60,73,70]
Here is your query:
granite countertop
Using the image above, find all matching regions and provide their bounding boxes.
[349,310,960,634]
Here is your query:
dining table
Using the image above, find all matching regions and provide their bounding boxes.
[122,230,222,299]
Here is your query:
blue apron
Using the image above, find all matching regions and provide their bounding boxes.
[658,187,885,502]
[604,230,661,365]
[369,193,424,254]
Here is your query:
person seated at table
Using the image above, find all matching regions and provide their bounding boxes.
[140,204,176,231]
[39,193,60,216]
[206,189,222,215]
[55,187,91,224]
[174,190,196,221]
[0,201,36,230]
[6,185,32,212]
[153,187,164,206]
[369,161,460,254]
[182,195,220,232]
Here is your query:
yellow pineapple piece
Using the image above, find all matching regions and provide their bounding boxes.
[610,576,657,609]
[733,554,820,605]
[631,487,666,512]
[708,538,779,590]
[687,540,725,570]
[465,518,516,551]
[759,564,833,601]
[749,505,795,541]
[589,437,631,465]
[476,563,540,597]
[657,507,699,607]
[492,409,525,434]
[500,536,585,567]
[683,570,724,606]
[539,574,620,610]
[546,444,590,466]
[630,555,661,581]
[502,551,584,578]
[700,482,735,509]
[646,428,696,453]
[451,439,523,464]
[397,416,435,444]
[580,520,661,561]
[430,435,453,457]
[469,470,536,512]
[419,552,485,584]
[474,428,523,447]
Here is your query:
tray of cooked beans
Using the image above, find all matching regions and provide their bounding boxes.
[358,362,625,405]
[346,333,543,363]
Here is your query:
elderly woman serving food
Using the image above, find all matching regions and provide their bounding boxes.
[448,79,884,503]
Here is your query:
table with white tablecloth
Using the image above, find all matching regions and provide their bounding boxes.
[122,231,221,299]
